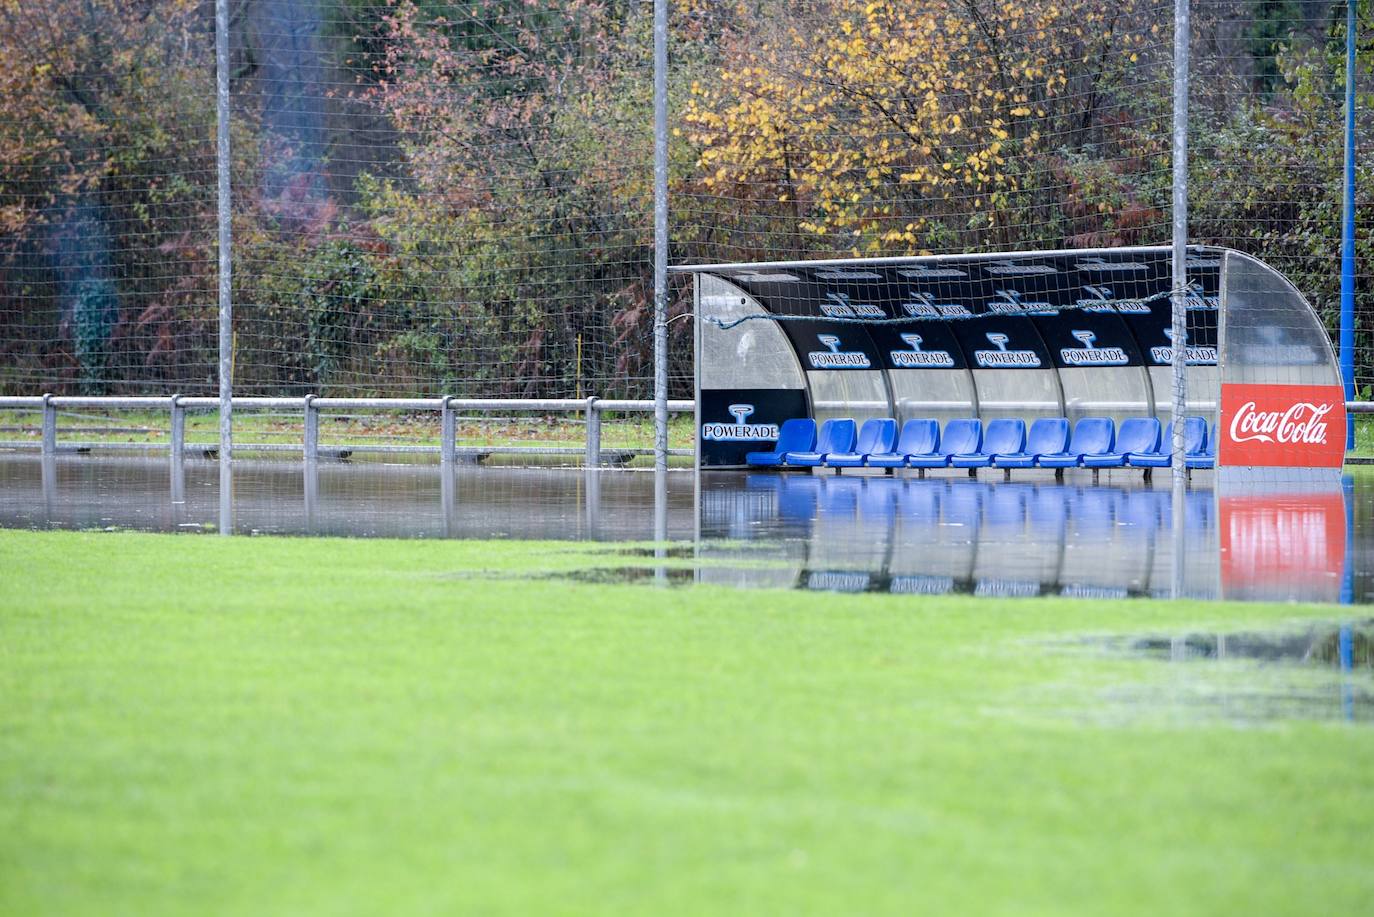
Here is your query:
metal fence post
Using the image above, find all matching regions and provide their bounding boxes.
[303,394,319,462]
[441,395,456,467]
[214,0,234,536]
[1169,0,1190,600]
[170,394,185,463]
[585,396,601,468]
[1340,0,1358,450]
[41,393,56,456]
[651,0,669,474]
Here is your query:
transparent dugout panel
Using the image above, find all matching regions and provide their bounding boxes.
[807,369,891,424]
[1147,366,1219,424]
[699,274,806,392]
[1220,252,1341,388]
[889,370,978,428]
[969,369,1063,422]
[1058,367,1154,425]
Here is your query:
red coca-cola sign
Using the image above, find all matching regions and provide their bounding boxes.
[1218,383,1347,468]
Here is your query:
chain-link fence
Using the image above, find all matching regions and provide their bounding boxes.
[0,0,1369,401]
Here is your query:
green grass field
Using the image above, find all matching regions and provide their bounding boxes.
[2,529,1372,915]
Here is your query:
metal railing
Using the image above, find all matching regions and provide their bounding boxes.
[0,395,696,465]
[3,395,1372,464]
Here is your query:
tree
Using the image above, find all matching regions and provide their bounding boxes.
[681,0,1160,257]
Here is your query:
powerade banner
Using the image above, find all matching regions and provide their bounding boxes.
[867,319,968,371]
[775,320,884,372]
[1029,310,1146,369]
[949,315,1052,369]
[1218,383,1346,468]
[719,248,1213,375]
[1118,295,1219,367]
[699,388,809,467]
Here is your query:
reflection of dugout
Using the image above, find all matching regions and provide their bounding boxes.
[679,246,1343,474]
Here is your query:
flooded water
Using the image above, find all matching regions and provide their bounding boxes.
[2,453,1372,605]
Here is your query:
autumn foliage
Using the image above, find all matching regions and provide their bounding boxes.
[0,0,1368,396]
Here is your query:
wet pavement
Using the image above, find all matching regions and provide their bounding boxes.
[2,453,1372,605]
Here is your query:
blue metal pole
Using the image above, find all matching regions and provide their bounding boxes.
[1341,0,1357,450]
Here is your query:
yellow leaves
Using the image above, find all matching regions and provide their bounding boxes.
[681,0,1138,247]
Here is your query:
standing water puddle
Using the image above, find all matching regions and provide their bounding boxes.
[3,454,1374,605]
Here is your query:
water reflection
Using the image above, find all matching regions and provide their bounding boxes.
[1,452,1370,605]
[698,471,1357,604]
[0,455,696,541]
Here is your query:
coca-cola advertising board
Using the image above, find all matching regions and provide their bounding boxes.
[1218,383,1346,468]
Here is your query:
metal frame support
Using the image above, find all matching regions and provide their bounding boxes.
[170,394,186,463]
[440,395,456,467]
[214,0,233,536]
[1341,0,1358,450]
[1169,0,1190,598]
[303,394,319,463]
[652,0,669,474]
[41,393,56,456]
[585,396,602,468]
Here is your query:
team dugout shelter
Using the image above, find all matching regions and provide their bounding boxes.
[677,246,1346,475]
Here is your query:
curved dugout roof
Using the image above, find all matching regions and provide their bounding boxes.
[680,245,1220,378]
[679,245,1344,471]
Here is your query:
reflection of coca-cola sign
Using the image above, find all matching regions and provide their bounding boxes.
[1220,493,1344,602]
[1219,383,1346,468]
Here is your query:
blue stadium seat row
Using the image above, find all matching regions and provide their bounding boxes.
[744,416,1216,472]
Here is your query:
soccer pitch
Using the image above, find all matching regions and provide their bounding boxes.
[2,529,1371,915]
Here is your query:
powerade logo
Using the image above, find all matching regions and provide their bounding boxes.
[819,292,884,319]
[1075,257,1149,274]
[1060,330,1129,366]
[989,288,1057,315]
[1149,328,1217,365]
[1075,285,1149,314]
[701,404,780,442]
[985,260,1058,276]
[1185,281,1219,310]
[891,333,956,368]
[815,269,882,281]
[901,292,972,318]
[974,332,1041,368]
[809,334,872,369]
[897,265,968,279]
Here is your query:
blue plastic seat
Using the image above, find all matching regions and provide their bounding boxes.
[909,419,982,468]
[951,418,1027,468]
[1037,417,1115,468]
[1128,417,1207,468]
[827,418,898,467]
[1185,423,1218,470]
[1082,417,1161,468]
[785,418,857,467]
[994,418,1070,469]
[867,419,939,468]
[745,417,816,466]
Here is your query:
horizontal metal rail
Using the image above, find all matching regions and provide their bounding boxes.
[0,395,693,412]
[0,394,696,465]
[4,393,1373,462]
